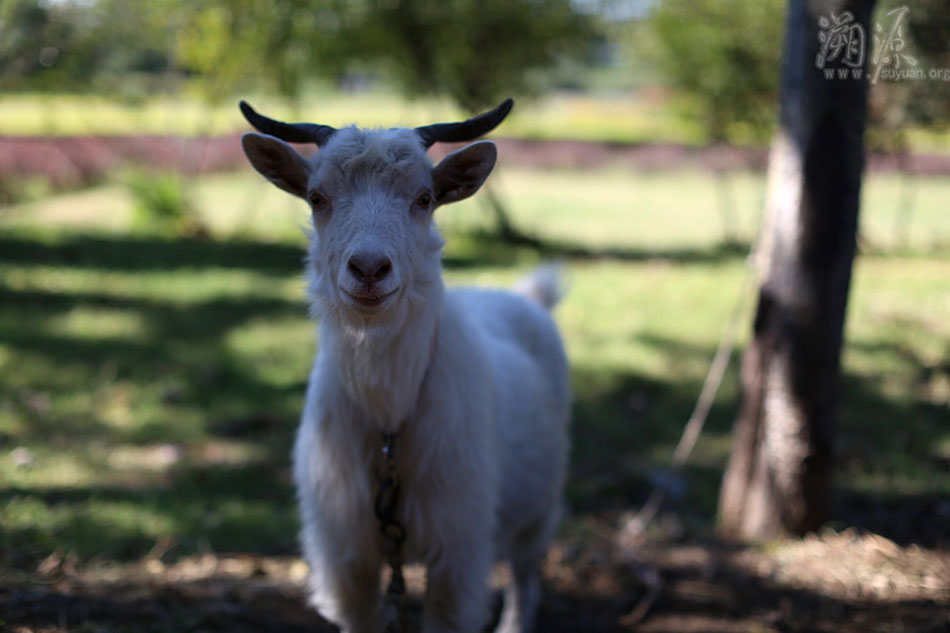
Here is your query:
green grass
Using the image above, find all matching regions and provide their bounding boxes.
[0,89,686,142]
[0,89,705,144]
[1,166,948,569]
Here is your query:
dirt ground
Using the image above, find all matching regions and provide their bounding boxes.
[3,524,947,633]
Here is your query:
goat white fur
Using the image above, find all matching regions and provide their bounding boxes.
[242,120,570,633]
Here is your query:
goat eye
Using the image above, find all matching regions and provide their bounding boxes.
[415,192,433,209]
[309,192,328,210]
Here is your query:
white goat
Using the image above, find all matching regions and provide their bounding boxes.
[240,99,570,633]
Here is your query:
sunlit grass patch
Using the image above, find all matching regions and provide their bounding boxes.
[46,306,150,341]
[1,447,104,489]
[224,316,315,386]
[0,495,176,560]
[0,90,700,143]
[860,173,950,250]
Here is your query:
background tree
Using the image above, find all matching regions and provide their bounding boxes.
[175,0,349,103]
[0,0,177,97]
[718,0,877,539]
[174,0,602,243]
[342,0,602,244]
[172,0,600,115]
[350,0,600,113]
[0,1,72,91]
[866,0,950,247]
[638,0,785,145]
[636,0,785,244]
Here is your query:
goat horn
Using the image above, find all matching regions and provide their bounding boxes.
[239,101,337,146]
[415,98,514,149]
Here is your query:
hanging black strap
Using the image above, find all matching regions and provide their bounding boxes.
[375,431,408,631]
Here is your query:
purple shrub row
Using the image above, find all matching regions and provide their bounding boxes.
[1,134,947,201]
[0,134,249,193]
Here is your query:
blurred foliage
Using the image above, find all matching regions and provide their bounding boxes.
[0,0,179,98]
[123,168,204,237]
[174,0,346,102]
[866,0,950,153]
[337,0,603,112]
[632,0,785,145]
[1,0,948,145]
[1,0,603,111]
[892,0,950,129]
[174,0,604,111]
[633,0,950,148]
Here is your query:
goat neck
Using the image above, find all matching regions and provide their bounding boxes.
[320,272,444,432]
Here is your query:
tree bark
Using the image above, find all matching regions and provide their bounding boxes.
[718,0,876,539]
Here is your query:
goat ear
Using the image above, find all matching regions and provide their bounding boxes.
[432,140,497,206]
[241,132,311,198]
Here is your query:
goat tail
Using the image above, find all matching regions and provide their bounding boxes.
[513,261,566,310]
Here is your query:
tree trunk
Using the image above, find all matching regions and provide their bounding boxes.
[481,184,544,249]
[718,0,876,539]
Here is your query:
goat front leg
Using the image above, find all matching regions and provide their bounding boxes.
[303,524,381,633]
[422,545,493,633]
[307,554,381,633]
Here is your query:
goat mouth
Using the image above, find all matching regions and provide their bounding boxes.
[343,287,398,310]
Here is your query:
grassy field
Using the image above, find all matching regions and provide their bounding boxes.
[1,165,948,630]
[0,90,704,145]
[2,165,948,555]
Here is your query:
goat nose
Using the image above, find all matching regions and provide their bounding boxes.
[347,253,392,283]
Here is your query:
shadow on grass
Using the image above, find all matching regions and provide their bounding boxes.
[0,243,310,443]
[542,237,750,264]
[443,229,751,270]
[0,231,310,565]
[0,232,306,273]
[567,355,743,540]
[568,333,950,546]
[0,229,750,276]
[1,458,299,566]
[0,230,520,273]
